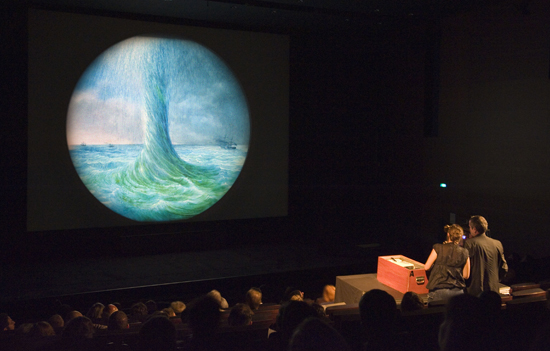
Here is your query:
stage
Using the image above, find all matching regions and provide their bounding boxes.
[335,273,428,306]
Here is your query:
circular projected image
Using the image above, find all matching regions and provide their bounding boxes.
[66,36,250,222]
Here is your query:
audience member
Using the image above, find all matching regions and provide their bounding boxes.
[315,284,336,304]
[15,323,34,336]
[145,300,158,315]
[130,302,149,323]
[53,302,73,322]
[137,315,176,351]
[425,224,470,304]
[108,310,129,330]
[48,314,64,330]
[359,289,399,351]
[438,294,494,351]
[245,287,263,310]
[101,304,118,324]
[161,307,176,318]
[86,302,106,329]
[227,303,253,327]
[268,300,319,351]
[310,303,328,320]
[478,290,502,317]
[65,310,82,323]
[183,294,222,351]
[39,316,96,351]
[289,317,350,351]
[282,287,304,303]
[207,290,229,309]
[62,316,95,339]
[0,313,15,331]
[465,215,508,296]
[29,321,56,338]
[400,291,425,312]
[170,301,186,317]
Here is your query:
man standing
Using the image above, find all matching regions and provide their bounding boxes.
[465,215,508,297]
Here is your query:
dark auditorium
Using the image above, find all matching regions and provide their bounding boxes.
[2,0,550,350]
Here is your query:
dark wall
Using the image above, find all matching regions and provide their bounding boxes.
[422,1,550,259]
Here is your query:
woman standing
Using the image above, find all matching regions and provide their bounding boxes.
[425,224,470,303]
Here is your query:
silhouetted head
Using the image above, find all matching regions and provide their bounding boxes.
[228,303,253,327]
[62,316,94,339]
[289,317,350,351]
[187,294,221,337]
[359,289,397,340]
[108,311,129,330]
[138,316,176,351]
[401,291,425,312]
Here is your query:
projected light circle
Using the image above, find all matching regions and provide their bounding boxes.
[66,36,250,222]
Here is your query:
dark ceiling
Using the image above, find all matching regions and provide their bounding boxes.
[21,0,492,33]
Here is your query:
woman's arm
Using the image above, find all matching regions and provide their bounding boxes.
[424,249,437,270]
[463,257,470,279]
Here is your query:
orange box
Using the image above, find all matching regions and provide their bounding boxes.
[377,255,429,294]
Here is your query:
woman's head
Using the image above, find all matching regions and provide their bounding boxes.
[444,224,464,243]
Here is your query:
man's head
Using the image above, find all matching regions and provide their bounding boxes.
[108,311,129,330]
[170,301,186,316]
[65,310,82,323]
[245,287,263,310]
[207,290,229,309]
[359,289,397,340]
[228,303,253,327]
[102,304,118,321]
[469,215,488,237]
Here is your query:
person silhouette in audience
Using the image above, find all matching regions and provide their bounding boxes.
[207,289,229,309]
[359,289,399,351]
[108,310,129,330]
[65,310,82,323]
[282,287,305,303]
[129,302,148,323]
[245,287,263,310]
[315,284,336,304]
[99,303,118,329]
[227,303,254,327]
[438,293,497,351]
[183,294,222,351]
[425,224,470,304]
[86,302,106,330]
[268,300,319,351]
[39,316,96,351]
[29,321,56,337]
[0,313,15,332]
[400,291,425,312]
[145,300,158,315]
[161,307,176,318]
[137,315,176,351]
[48,314,64,331]
[289,316,350,351]
[27,321,57,350]
[170,300,186,317]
